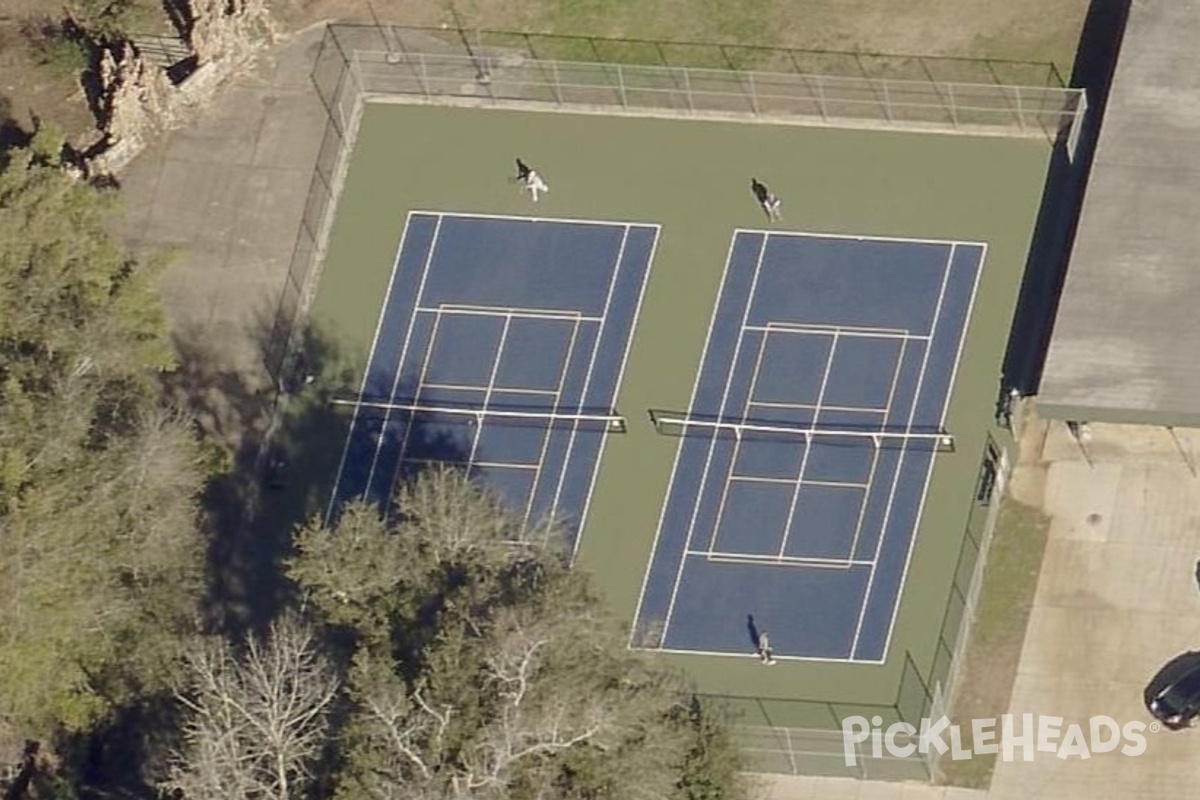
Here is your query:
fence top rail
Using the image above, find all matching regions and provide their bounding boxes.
[352,48,1084,101]
[324,22,1067,89]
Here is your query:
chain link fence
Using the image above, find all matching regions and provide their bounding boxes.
[327,24,1085,143]
[718,650,940,780]
[265,27,1051,778]
[264,25,362,384]
[269,23,1087,384]
[708,438,1011,780]
[926,436,1010,780]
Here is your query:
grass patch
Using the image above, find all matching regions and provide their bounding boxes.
[937,495,1050,788]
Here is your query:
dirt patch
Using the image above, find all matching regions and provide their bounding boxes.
[0,0,181,148]
[0,12,96,146]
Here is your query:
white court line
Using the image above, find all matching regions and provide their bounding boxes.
[739,227,985,249]
[940,245,989,428]
[415,208,656,229]
[383,303,463,501]
[845,447,885,560]
[417,303,600,324]
[628,232,742,648]
[401,457,539,471]
[849,243,957,660]
[751,322,920,339]
[880,337,912,432]
[418,380,488,393]
[841,335,912,561]
[697,320,775,558]
[703,323,802,559]
[800,478,873,491]
[775,330,839,560]
[468,315,515,467]
[699,552,862,569]
[522,318,584,532]
[326,211,424,520]
[326,212,427,521]
[660,234,769,641]
[336,213,443,519]
[730,474,871,490]
[650,645,882,665]
[748,399,889,414]
[421,381,557,397]
[549,224,631,528]
[876,243,988,664]
[573,224,662,563]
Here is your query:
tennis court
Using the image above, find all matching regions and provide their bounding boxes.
[297,101,1051,774]
[631,231,984,663]
[326,212,656,540]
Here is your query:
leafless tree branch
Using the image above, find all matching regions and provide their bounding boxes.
[162,617,338,800]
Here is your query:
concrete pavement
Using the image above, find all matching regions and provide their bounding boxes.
[115,24,1200,800]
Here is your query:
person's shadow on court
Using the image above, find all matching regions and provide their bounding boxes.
[746,614,761,652]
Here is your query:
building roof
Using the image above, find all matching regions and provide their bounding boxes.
[1038,1,1200,426]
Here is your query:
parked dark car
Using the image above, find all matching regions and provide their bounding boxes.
[1150,663,1200,729]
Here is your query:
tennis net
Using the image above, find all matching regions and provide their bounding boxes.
[330,397,627,433]
[648,409,954,452]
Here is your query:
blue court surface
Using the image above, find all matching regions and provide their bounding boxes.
[632,231,985,664]
[328,212,657,542]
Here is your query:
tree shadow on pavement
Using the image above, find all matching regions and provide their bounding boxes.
[167,301,476,642]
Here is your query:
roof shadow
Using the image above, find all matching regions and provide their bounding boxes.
[998,0,1133,399]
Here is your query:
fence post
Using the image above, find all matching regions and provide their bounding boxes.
[881,78,894,125]
[815,74,828,120]
[1066,89,1088,163]
[682,66,694,114]
[946,82,959,128]
[782,728,798,774]
[346,50,361,128]
[551,59,563,105]
[404,38,428,97]
[616,63,628,108]
[419,52,430,100]
[747,71,759,115]
[1014,84,1027,131]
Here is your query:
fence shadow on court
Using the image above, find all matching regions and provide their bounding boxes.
[999,0,1133,398]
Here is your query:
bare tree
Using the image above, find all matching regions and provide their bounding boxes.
[289,469,749,800]
[163,616,339,800]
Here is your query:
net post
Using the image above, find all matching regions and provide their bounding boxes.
[617,63,628,108]
[683,66,694,114]
[1014,84,1027,131]
[946,82,959,128]
[748,71,759,115]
